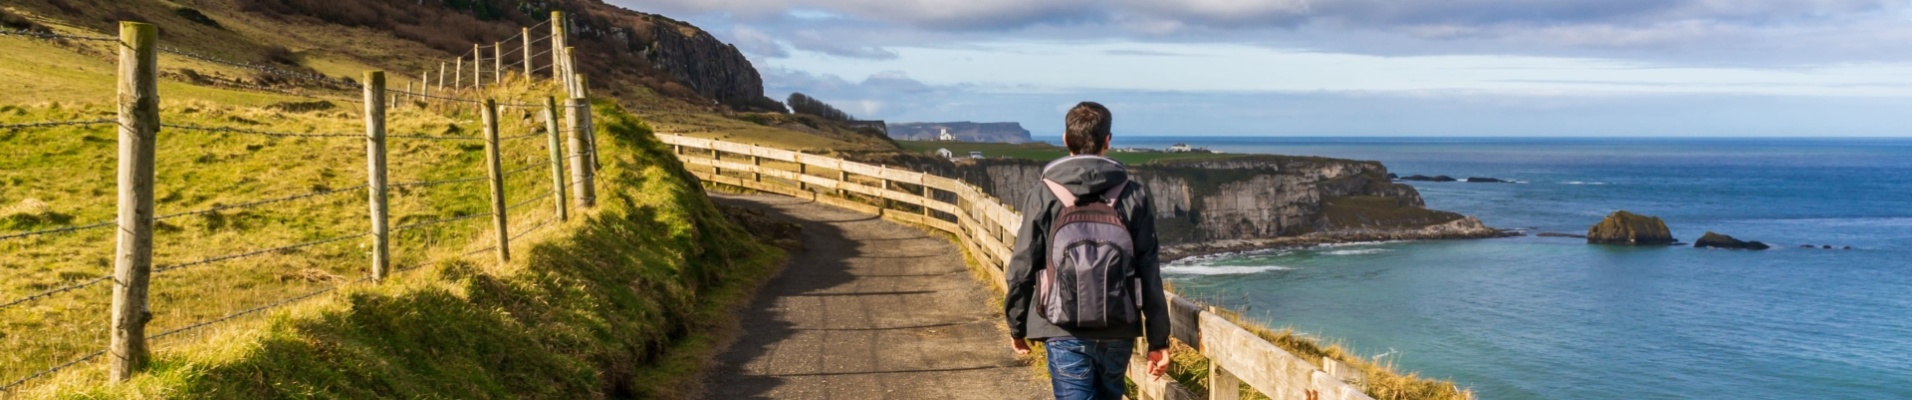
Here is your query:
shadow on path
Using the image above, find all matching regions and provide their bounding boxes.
[705,194,1045,400]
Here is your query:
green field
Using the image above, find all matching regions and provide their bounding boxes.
[898,140,1242,165]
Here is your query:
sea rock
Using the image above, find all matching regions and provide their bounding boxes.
[1537,232,1588,239]
[1822,245,1834,249]
[1800,245,1815,249]
[1694,232,1771,250]
[1398,174,1434,181]
[1388,173,1399,180]
[1432,175,1458,182]
[1587,211,1677,245]
[1465,177,1510,183]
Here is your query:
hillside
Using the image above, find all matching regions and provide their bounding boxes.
[0,1,797,397]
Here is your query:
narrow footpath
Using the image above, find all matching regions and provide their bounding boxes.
[706,193,1046,399]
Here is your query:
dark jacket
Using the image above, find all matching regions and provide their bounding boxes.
[1004,154,1168,351]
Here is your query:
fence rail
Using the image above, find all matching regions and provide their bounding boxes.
[658,133,1378,400]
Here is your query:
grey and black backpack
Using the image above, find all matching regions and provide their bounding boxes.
[1036,178,1141,329]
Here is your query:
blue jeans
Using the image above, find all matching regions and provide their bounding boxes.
[1044,337,1133,400]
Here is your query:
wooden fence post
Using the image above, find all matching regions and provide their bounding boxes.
[481,99,510,264]
[403,82,412,106]
[838,169,849,197]
[564,47,578,97]
[363,71,390,281]
[454,57,462,91]
[437,62,446,92]
[880,166,892,211]
[711,148,722,176]
[493,42,502,85]
[564,98,595,208]
[751,155,762,182]
[472,44,482,90]
[798,163,808,191]
[574,74,597,171]
[543,96,568,221]
[921,174,930,219]
[551,11,565,87]
[109,21,158,383]
[522,27,532,78]
[1210,363,1243,400]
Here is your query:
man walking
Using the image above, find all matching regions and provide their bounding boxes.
[1006,102,1171,400]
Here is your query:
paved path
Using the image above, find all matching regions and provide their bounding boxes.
[707,193,1046,400]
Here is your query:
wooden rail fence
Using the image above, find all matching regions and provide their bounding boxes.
[657,133,1378,400]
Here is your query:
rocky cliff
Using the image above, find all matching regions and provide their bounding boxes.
[888,122,1034,143]
[562,4,782,111]
[847,152,1503,257]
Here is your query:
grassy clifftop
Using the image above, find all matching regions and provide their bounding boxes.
[20,102,783,398]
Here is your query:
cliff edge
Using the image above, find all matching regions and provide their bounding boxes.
[848,153,1507,259]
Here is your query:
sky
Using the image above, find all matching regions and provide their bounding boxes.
[605,0,1912,137]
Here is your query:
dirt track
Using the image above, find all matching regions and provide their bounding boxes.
[705,193,1046,400]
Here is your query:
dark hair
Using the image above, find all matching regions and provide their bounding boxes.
[1064,102,1111,155]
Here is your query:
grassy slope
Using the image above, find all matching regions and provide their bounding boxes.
[23,102,782,398]
[1,3,781,396]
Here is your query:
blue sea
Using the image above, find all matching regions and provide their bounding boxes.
[1107,137,1912,399]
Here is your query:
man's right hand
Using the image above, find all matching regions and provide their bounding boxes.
[1010,337,1031,355]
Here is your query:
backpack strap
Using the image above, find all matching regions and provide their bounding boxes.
[1098,181,1128,206]
[1043,179,1128,206]
[1041,179,1077,205]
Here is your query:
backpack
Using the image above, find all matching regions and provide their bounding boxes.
[1035,178,1141,329]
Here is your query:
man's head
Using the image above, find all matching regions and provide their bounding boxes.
[1064,102,1112,155]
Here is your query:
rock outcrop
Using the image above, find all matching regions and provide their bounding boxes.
[887,122,1033,143]
[1694,232,1770,250]
[1587,211,1677,245]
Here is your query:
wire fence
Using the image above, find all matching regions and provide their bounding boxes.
[0,28,117,42]
[1,15,594,392]
[161,123,363,139]
[0,119,120,130]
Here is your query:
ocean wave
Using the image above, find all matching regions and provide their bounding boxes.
[1562,181,1610,185]
[1161,265,1294,275]
[1322,248,1389,256]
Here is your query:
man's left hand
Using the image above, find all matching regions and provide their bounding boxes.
[1147,348,1171,379]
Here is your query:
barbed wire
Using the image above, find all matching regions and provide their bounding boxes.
[154,185,368,222]
[0,28,117,42]
[461,217,553,256]
[497,131,544,140]
[503,161,549,177]
[391,175,486,190]
[504,191,552,211]
[0,219,115,241]
[154,233,366,274]
[386,132,483,141]
[0,275,110,310]
[393,212,491,232]
[0,119,119,130]
[0,350,106,393]
[147,275,367,342]
[162,123,361,139]
[386,88,483,105]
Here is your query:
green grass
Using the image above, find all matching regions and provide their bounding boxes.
[14,101,783,398]
[897,140,1243,165]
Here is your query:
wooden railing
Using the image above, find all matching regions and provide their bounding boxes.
[659,134,1376,400]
